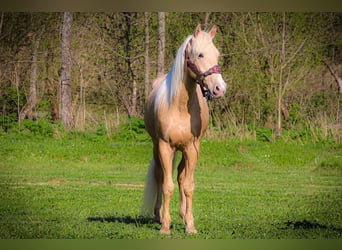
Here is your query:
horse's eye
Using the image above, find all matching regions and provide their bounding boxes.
[198,53,204,58]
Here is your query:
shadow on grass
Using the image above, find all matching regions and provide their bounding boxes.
[87,215,158,226]
[87,215,187,235]
[283,219,342,233]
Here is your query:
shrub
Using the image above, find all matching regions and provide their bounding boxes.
[255,127,273,142]
[21,119,54,137]
[112,116,150,142]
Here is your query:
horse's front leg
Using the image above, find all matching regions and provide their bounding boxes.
[180,141,200,234]
[177,156,186,223]
[157,140,175,234]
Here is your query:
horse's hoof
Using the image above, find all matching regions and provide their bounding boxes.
[159,227,171,234]
[186,227,197,234]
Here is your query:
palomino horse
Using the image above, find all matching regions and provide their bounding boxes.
[143,24,226,234]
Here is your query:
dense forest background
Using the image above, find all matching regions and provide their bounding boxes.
[0,12,341,142]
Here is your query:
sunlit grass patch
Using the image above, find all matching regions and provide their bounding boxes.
[0,133,341,238]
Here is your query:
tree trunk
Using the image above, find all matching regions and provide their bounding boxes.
[13,62,21,130]
[322,60,342,122]
[61,12,73,130]
[323,60,342,93]
[144,12,150,101]
[131,78,137,116]
[275,13,286,137]
[124,12,137,117]
[0,12,4,34]
[19,36,40,121]
[203,12,211,29]
[47,79,59,121]
[157,12,165,77]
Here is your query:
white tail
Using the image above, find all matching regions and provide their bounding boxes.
[141,158,157,216]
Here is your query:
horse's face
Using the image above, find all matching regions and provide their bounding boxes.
[189,25,227,98]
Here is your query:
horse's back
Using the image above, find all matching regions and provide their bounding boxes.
[144,74,166,138]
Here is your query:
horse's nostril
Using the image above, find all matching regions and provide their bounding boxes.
[215,86,220,91]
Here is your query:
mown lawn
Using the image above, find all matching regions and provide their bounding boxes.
[0,133,341,238]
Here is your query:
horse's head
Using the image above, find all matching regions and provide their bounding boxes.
[186,24,226,98]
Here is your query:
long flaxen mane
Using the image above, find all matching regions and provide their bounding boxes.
[154,35,193,113]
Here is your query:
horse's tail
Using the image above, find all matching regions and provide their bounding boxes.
[141,158,157,217]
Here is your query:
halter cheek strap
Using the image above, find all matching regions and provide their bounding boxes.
[185,49,222,99]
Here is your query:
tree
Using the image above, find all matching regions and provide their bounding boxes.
[323,59,342,94]
[144,12,150,100]
[1,12,340,141]
[211,13,334,138]
[203,12,211,29]
[18,35,40,121]
[124,12,138,117]
[157,12,165,77]
[61,12,73,130]
[322,59,342,123]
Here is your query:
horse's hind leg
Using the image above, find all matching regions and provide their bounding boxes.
[154,164,163,223]
[157,140,175,234]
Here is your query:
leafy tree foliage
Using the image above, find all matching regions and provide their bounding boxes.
[0,12,341,141]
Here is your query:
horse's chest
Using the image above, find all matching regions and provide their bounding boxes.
[159,110,205,146]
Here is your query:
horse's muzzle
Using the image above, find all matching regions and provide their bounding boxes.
[210,75,226,98]
[213,83,226,97]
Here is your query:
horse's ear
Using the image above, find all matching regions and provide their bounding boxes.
[209,25,217,39]
[194,24,201,38]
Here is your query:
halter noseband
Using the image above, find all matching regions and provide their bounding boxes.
[185,47,222,99]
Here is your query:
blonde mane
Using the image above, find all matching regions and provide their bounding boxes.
[154,35,193,113]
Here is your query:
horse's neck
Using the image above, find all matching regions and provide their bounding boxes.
[173,76,198,111]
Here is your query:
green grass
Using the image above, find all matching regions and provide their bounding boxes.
[0,132,341,238]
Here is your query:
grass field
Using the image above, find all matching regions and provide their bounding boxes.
[0,132,341,239]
